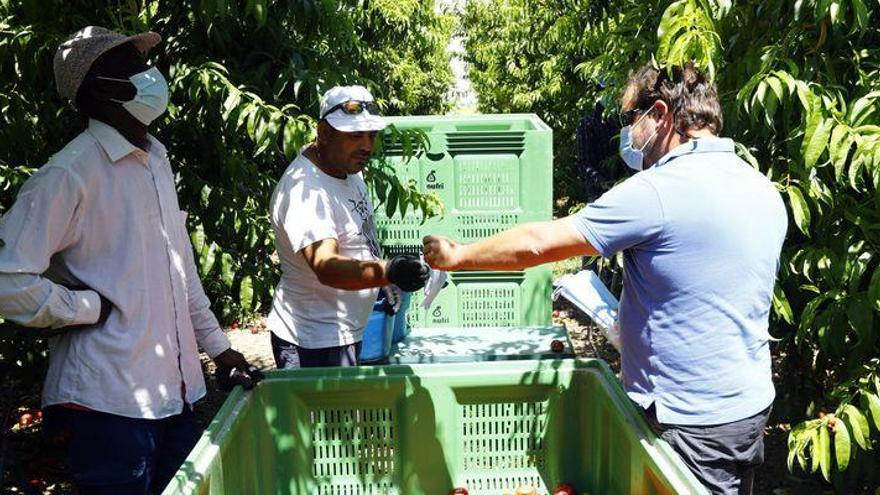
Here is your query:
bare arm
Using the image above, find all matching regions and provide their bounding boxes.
[301,238,389,290]
[423,217,599,271]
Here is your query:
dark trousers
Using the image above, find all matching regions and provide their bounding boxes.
[46,405,201,495]
[644,405,771,495]
[271,332,361,369]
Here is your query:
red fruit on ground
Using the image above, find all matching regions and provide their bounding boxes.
[34,409,43,420]
[551,339,565,353]
[553,483,576,495]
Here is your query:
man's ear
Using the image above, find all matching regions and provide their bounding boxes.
[651,99,670,120]
[317,120,334,145]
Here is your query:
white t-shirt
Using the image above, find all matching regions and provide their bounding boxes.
[267,151,382,348]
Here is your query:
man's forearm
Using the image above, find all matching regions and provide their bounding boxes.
[456,219,597,271]
[456,223,549,271]
[314,257,388,290]
[0,273,102,328]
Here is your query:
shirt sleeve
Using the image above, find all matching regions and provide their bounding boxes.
[0,166,102,328]
[281,182,338,254]
[178,212,230,359]
[569,176,665,258]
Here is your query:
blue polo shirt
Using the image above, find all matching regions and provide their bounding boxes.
[572,137,787,425]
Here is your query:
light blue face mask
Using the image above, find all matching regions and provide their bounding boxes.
[619,111,659,171]
[97,67,169,125]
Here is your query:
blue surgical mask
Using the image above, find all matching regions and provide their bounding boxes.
[619,111,659,171]
[98,67,169,125]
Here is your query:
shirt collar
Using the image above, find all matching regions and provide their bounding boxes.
[87,119,164,166]
[655,136,736,167]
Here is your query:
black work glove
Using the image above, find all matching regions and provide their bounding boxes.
[214,348,265,391]
[386,255,430,292]
[216,364,265,391]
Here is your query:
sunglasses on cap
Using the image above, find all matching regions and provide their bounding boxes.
[321,100,381,120]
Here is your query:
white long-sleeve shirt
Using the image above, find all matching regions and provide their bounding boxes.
[0,119,230,419]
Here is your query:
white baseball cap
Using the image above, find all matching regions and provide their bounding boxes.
[54,26,161,102]
[319,85,387,132]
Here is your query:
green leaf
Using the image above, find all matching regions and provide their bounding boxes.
[191,224,206,255]
[803,115,832,169]
[817,422,832,480]
[735,142,760,169]
[385,185,398,218]
[847,296,873,344]
[828,124,851,181]
[766,75,785,103]
[239,275,253,311]
[810,427,821,473]
[869,265,880,311]
[834,419,851,471]
[849,153,865,190]
[221,89,241,121]
[247,224,259,249]
[848,91,880,125]
[752,80,768,115]
[199,241,217,277]
[788,421,812,471]
[787,185,811,235]
[842,404,870,450]
[773,284,794,324]
[852,0,868,32]
[220,252,234,288]
[282,121,299,162]
[863,392,880,432]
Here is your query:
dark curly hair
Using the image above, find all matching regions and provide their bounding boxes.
[622,62,723,135]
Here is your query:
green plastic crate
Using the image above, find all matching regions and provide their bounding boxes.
[375,113,552,247]
[164,360,707,495]
[402,269,552,329]
[373,114,553,328]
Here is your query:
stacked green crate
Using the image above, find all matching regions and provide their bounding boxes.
[373,114,553,328]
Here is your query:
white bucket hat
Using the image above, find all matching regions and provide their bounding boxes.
[319,85,387,132]
[54,26,161,102]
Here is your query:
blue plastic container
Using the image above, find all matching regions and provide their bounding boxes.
[391,291,412,344]
[360,294,394,364]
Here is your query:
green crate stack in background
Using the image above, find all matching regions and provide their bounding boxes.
[374,114,553,328]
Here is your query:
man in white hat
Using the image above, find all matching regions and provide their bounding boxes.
[267,85,429,369]
[0,26,261,493]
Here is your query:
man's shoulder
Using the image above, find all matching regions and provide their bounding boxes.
[276,154,314,189]
[35,131,104,185]
[272,155,337,211]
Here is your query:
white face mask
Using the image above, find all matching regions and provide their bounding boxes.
[97,67,169,125]
[619,110,659,171]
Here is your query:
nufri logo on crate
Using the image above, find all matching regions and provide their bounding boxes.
[426,170,444,190]
[431,305,450,324]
